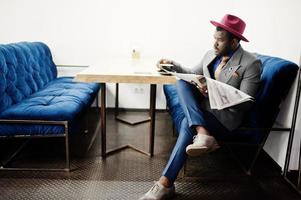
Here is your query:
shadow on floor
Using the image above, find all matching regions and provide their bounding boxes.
[0,110,299,200]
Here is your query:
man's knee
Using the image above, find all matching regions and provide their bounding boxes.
[176,80,196,97]
[176,79,190,89]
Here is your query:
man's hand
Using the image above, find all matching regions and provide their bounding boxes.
[190,80,208,97]
[156,59,173,70]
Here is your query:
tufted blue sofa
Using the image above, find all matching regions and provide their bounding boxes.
[163,54,299,174]
[0,42,100,171]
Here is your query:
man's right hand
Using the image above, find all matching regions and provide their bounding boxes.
[156,59,173,70]
[199,85,208,97]
[190,80,208,97]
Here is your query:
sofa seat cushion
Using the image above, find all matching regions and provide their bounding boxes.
[0,77,99,121]
[0,77,100,136]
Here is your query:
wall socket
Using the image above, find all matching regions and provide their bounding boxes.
[134,87,144,94]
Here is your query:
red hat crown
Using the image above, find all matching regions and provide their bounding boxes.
[210,14,249,42]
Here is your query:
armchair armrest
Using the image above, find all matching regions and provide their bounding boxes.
[56,65,89,77]
[56,65,89,68]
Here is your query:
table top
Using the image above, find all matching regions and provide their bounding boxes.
[74,59,177,84]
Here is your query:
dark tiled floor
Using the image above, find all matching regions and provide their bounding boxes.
[0,111,300,200]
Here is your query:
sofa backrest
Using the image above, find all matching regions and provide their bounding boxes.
[244,55,299,129]
[0,42,57,112]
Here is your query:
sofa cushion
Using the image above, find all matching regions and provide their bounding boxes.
[0,77,99,121]
[0,42,57,113]
[0,77,100,136]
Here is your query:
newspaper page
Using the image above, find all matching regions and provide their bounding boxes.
[172,73,254,110]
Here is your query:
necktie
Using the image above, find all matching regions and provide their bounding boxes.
[214,56,230,80]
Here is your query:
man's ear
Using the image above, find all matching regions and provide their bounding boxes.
[231,38,239,49]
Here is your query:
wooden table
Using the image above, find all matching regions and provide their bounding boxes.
[74,59,176,157]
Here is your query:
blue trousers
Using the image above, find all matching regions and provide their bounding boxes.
[162,80,229,183]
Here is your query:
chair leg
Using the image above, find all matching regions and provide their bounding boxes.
[64,123,70,172]
[1,139,30,167]
[245,144,264,175]
[225,142,263,176]
[96,91,100,109]
[182,161,187,178]
[172,123,176,137]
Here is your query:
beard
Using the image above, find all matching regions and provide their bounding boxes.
[214,45,232,56]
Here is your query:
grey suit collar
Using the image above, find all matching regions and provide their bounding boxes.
[219,46,243,83]
[204,46,244,83]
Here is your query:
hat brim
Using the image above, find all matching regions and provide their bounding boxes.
[210,20,249,42]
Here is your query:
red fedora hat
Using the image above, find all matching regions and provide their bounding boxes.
[210,14,249,42]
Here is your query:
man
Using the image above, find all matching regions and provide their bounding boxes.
[139,14,261,200]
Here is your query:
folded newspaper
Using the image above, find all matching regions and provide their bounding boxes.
[171,72,254,110]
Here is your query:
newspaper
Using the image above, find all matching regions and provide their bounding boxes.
[171,72,254,110]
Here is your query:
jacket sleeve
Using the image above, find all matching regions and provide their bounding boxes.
[170,56,204,75]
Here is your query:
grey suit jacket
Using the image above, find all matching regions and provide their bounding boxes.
[172,46,262,131]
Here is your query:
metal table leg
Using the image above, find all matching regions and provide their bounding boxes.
[149,84,157,157]
[101,83,157,157]
[100,83,106,158]
[115,83,151,125]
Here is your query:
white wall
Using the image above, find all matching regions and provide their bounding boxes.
[0,0,300,108]
[263,74,299,170]
[1,0,301,168]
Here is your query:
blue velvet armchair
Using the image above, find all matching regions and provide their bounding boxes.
[163,54,299,174]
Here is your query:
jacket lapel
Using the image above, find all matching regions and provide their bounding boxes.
[203,51,216,78]
[218,46,243,83]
